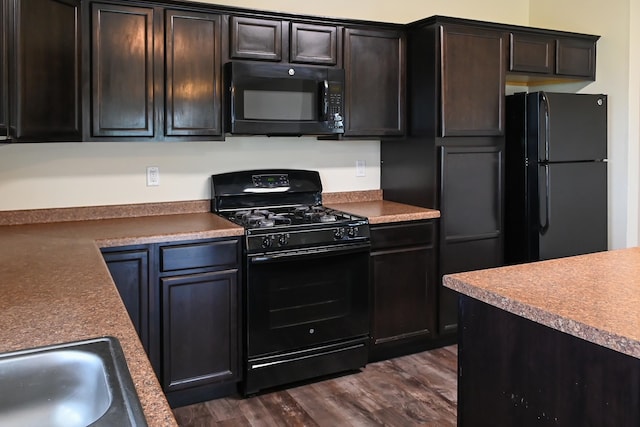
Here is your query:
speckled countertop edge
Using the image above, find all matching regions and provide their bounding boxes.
[0,191,385,226]
[326,199,440,224]
[443,248,640,359]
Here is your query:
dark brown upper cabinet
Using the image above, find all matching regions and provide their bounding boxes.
[4,0,81,142]
[91,3,155,138]
[440,24,507,137]
[509,32,554,74]
[165,10,222,137]
[230,16,282,61]
[229,15,339,66]
[343,27,405,137]
[90,3,223,140]
[290,22,337,65]
[555,37,596,79]
[508,31,597,81]
[0,0,7,138]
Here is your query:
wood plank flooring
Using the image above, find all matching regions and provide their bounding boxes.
[173,345,457,426]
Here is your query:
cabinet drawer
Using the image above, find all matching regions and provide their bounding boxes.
[371,221,435,250]
[160,239,239,272]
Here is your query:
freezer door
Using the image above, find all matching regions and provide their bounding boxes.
[530,92,607,162]
[536,161,607,260]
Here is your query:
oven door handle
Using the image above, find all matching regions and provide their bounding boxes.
[249,242,371,263]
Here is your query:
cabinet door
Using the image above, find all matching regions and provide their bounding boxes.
[370,221,436,361]
[8,0,81,141]
[0,0,6,137]
[440,24,506,137]
[161,269,239,392]
[555,37,596,79]
[165,10,221,136]
[91,3,155,137]
[102,248,150,352]
[439,145,504,334]
[371,246,436,343]
[290,22,338,65]
[229,16,282,61]
[509,32,554,74]
[343,27,405,137]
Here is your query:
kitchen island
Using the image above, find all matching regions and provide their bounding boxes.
[443,248,640,426]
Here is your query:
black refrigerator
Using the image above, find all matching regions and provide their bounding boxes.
[505,91,608,264]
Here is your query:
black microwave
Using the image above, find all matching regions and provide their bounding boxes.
[225,62,345,136]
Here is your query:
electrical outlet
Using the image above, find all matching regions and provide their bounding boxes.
[355,160,366,177]
[146,166,160,186]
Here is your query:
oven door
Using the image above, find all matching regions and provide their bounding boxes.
[245,243,370,358]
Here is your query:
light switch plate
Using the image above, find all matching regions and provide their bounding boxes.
[355,160,366,177]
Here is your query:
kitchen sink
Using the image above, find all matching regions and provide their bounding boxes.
[0,336,147,427]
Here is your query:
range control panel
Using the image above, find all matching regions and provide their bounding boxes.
[252,174,290,188]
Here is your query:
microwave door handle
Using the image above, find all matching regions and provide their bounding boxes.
[322,80,329,120]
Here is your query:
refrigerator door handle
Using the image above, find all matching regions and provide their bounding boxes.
[540,164,550,235]
[541,92,550,162]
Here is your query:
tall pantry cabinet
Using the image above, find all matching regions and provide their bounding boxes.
[381,17,506,336]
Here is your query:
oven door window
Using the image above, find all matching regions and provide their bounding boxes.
[236,79,318,122]
[246,248,369,357]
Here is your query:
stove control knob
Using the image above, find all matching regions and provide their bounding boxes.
[347,227,359,238]
[334,227,345,240]
[278,233,290,246]
[261,236,273,249]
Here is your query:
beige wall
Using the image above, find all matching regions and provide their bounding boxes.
[529,0,635,249]
[196,0,530,25]
[0,0,529,211]
[631,0,640,246]
[1,0,636,251]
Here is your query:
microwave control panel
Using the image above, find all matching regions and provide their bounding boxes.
[327,82,344,130]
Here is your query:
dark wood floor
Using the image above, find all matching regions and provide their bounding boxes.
[173,345,457,426]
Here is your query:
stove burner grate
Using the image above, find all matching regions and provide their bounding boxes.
[227,206,351,228]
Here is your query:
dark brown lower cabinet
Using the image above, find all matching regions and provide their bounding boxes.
[369,220,438,361]
[102,237,242,408]
[161,269,239,407]
[102,246,151,353]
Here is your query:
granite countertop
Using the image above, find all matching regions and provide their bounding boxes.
[0,213,243,427]
[326,199,440,224]
[0,194,436,425]
[443,247,640,359]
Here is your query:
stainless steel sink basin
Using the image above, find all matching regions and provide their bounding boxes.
[0,337,147,427]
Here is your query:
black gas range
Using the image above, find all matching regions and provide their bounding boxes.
[211,169,370,395]
[211,169,370,254]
